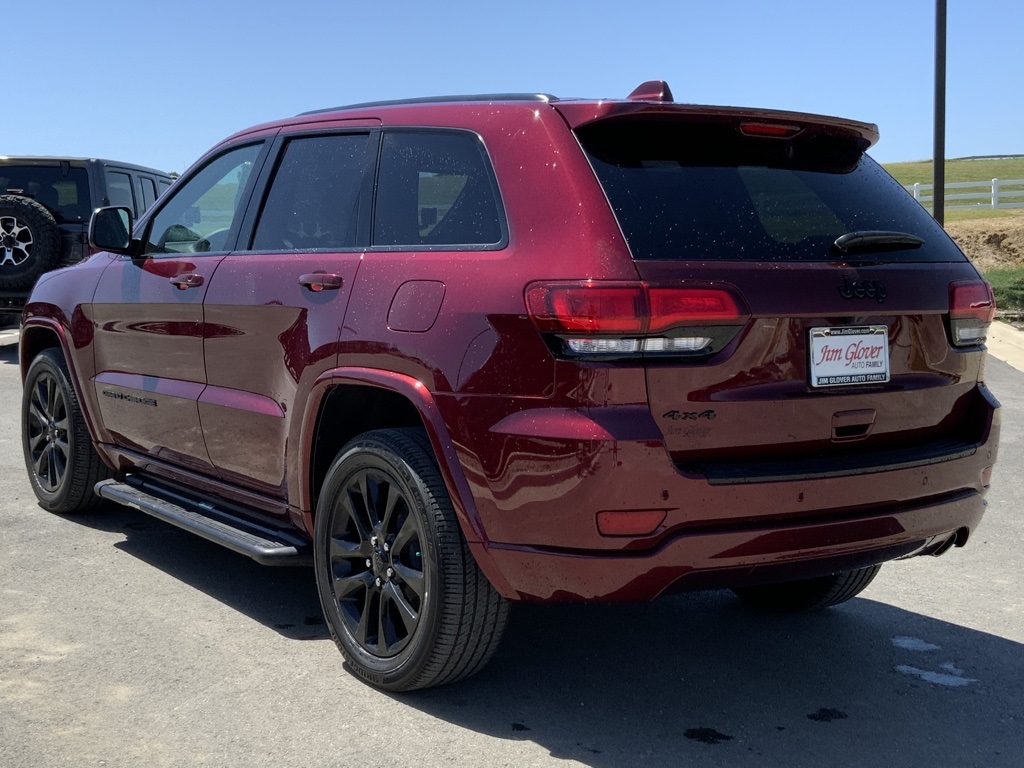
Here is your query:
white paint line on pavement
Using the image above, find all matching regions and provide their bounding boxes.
[895,664,976,688]
[891,636,941,652]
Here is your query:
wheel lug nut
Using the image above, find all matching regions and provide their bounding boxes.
[370,535,378,546]
[386,568,394,578]
[375,577,382,587]
[383,543,389,553]
[365,558,372,568]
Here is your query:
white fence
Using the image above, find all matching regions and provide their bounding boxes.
[905,178,1024,210]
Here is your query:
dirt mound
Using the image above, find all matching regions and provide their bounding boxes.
[944,210,1024,270]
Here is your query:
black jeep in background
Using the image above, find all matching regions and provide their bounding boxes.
[0,157,173,316]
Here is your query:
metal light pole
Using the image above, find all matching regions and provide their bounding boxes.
[934,0,947,225]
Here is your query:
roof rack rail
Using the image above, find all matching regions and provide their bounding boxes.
[300,93,558,116]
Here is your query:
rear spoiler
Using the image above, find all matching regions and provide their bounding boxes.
[554,101,879,151]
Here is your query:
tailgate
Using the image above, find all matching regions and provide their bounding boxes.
[574,112,994,477]
[635,260,990,475]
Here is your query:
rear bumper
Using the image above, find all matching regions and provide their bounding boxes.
[472,489,985,601]
[448,384,998,603]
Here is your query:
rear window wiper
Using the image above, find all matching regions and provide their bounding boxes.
[832,231,925,255]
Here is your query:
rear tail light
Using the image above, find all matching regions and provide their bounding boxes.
[525,281,747,358]
[949,279,995,347]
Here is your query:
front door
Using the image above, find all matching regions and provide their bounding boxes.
[91,142,266,476]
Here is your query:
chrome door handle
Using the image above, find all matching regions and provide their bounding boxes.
[170,274,204,290]
[299,273,344,292]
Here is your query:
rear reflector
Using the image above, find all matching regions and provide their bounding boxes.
[596,509,667,537]
[949,279,996,347]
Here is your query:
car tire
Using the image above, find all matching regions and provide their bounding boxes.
[22,348,112,513]
[731,564,882,612]
[0,195,62,291]
[314,428,509,691]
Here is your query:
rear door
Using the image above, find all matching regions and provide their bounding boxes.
[575,117,990,484]
[199,129,376,499]
[91,142,267,475]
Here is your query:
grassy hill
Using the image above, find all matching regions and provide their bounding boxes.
[881,156,1024,224]
[877,157,1024,311]
[882,156,1024,186]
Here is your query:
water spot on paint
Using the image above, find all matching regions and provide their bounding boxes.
[684,728,733,745]
[807,708,848,723]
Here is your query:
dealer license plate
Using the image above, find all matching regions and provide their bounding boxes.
[809,326,890,388]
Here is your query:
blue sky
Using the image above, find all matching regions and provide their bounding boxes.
[6,0,1021,172]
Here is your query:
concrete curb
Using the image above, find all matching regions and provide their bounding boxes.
[987,321,1024,374]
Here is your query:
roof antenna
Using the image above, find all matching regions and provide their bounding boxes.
[627,80,674,102]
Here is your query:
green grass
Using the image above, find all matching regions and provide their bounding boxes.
[882,156,1024,223]
[981,267,1024,311]
[944,208,1020,223]
[883,156,1024,186]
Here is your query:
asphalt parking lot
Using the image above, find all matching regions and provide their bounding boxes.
[1,332,1021,768]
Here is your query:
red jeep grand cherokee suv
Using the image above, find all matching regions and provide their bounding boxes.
[20,81,999,691]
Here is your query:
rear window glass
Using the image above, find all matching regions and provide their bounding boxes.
[0,164,91,223]
[252,133,372,251]
[373,131,504,248]
[578,121,964,263]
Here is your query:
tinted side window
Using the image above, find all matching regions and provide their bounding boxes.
[145,143,262,256]
[139,176,158,212]
[373,131,502,247]
[251,133,372,251]
[106,171,137,214]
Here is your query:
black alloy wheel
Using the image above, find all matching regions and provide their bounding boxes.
[22,349,110,513]
[314,428,508,691]
[25,365,71,494]
[329,462,426,658]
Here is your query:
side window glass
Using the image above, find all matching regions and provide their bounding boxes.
[158,180,172,196]
[106,171,137,214]
[144,143,262,256]
[373,131,502,247]
[251,133,371,251]
[139,176,158,212]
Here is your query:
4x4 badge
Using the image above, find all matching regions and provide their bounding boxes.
[839,276,887,303]
[663,409,715,421]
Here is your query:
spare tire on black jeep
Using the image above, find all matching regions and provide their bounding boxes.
[0,194,61,291]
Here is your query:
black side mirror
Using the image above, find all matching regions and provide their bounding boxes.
[90,206,136,254]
